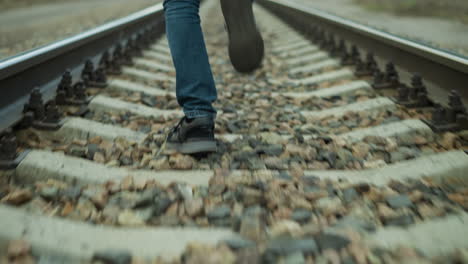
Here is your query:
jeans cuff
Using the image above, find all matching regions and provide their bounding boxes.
[184,109,216,119]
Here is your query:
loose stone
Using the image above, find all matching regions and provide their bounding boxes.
[265,238,318,257]
[153,197,172,216]
[386,195,414,209]
[185,198,204,217]
[169,154,195,169]
[223,237,256,251]
[269,219,302,238]
[383,214,414,227]
[207,205,231,222]
[342,188,359,203]
[291,209,312,224]
[2,189,32,205]
[314,233,351,251]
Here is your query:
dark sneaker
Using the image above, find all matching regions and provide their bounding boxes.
[221,0,264,73]
[166,116,217,154]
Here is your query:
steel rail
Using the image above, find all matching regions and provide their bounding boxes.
[258,0,468,100]
[0,3,165,132]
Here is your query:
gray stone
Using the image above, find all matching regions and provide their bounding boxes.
[60,186,81,200]
[265,157,289,170]
[390,147,418,163]
[223,237,256,250]
[383,214,414,227]
[342,257,357,264]
[141,97,156,107]
[153,197,172,216]
[175,184,193,201]
[342,188,359,203]
[207,205,231,220]
[277,171,293,180]
[386,195,414,209]
[318,150,337,168]
[92,249,132,264]
[257,144,284,156]
[110,191,138,209]
[336,149,353,163]
[291,210,312,224]
[396,134,416,146]
[265,238,318,256]
[302,175,320,186]
[246,157,267,170]
[87,144,100,160]
[119,156,133,166]
[135,207,155,222]
[134,189,158,208]
[303,186,321,193]
[315,233,350,251]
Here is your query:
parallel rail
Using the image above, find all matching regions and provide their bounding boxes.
[258,0,468,101]
[0,3,165,132]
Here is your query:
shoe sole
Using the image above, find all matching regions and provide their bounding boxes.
[220,0,264,73]
[166,141,218,154]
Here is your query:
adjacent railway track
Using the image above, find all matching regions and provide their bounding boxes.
[1,0,468,263]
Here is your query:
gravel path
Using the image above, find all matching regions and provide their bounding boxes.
[289,0,468,58]
[0,0,160,60]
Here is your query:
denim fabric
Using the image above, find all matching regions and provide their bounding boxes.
[163,0,217,118]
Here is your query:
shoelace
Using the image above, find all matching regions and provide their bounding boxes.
[169,116,186,136]
[154,116,186,159]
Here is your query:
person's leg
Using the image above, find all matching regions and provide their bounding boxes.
[220,0,264,73]
[163,0,217,119]
[163,0,217,154]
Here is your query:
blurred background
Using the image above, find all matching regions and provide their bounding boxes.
[0,0,160,60]
[1,0,467,60]
[290,0,468,57]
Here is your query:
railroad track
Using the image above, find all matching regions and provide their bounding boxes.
[1,0,468,263]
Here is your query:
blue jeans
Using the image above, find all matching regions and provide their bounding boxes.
[163,0,217,119]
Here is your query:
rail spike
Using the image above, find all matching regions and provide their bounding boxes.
[103,50,121,75]
[21,88,64,130]
[111,44,124,74]
[394,74,432,108]
[356,52,377,77]
[56,71,73,105]
[121,43,134,67]
[0,128,29,170]
[82,59,107,88]
[425,90,468,131]
[23,88,45,122]
[372,68,386,89]
[342,45,360,66]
